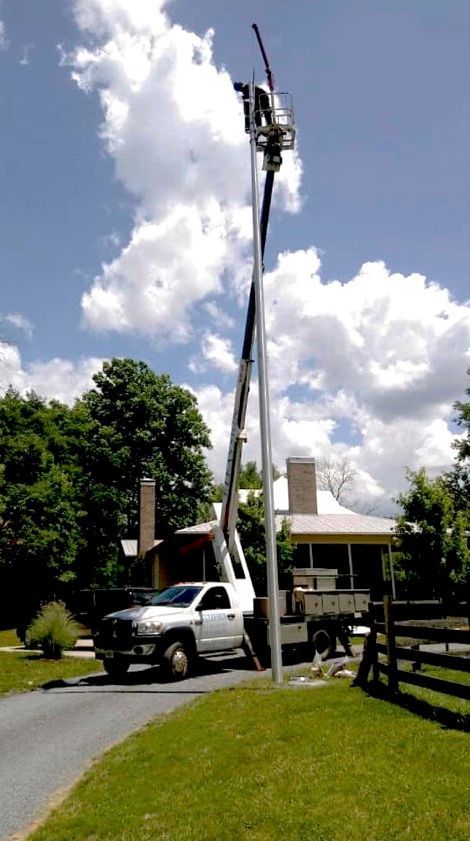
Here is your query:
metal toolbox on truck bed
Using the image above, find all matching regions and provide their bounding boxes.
[338,592,356,613]
[321,593,340,614]
[354,591,370,612]
[303,591,324,616]
[280,621,308,645]
[253,591,292,619]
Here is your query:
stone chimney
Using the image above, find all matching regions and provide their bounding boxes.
[287,457,318,514]
[138,478,156,556]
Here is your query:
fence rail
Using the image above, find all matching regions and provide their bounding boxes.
[379,663,470,701]
[372,597,470,700]
[375,622,470,645]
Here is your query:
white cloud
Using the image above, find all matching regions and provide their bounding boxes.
[0,342,104,404]
[66,0,301,343]
[189,332,237,375]
[203,301,235,330]
[0,20,7,51]
[190,254,469,511]
[99,230,121,250]
[3,313,34,338]
[19,44,34,66]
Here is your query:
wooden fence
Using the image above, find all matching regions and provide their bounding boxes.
[373,596,470,700]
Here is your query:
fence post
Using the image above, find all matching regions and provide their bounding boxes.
[383,594,398,693]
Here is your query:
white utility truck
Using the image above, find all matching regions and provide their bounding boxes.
[94,571,370,681]
[94,581,245,680]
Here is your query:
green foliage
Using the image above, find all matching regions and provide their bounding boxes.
[396,468,469,598]
[27,601,81,659]
[209,482,224,503]
[0,390,85,615]
[237,491,293,594]
[0,360,214,618]
[238,460,281,488]
[238,460,263,489]
[453,367,470,462]
[79,358,212,540]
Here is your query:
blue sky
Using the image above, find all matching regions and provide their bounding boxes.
[1,0,469,510]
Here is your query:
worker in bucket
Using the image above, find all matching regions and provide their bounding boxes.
[234,82,272,132]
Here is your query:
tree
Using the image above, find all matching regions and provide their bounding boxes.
[77,358,213,551]
[0,360,214,619]
[237,491,293,594]
[238,461,263,489]
[0,390,84,624]
[446,371,470,519]
[453,367,470,462]
[316,455,357,502]
[396,468,469,599]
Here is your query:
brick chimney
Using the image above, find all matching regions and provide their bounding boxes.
[138,478,156,556]
[287,457,318,514]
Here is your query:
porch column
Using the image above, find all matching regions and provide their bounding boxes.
[347,543,354,589]
[388,544,396,599]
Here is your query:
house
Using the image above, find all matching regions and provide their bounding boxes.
[131,458,397,600]
[273,458,397,599]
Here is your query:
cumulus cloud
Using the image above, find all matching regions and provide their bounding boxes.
[0,342,104,404]
[190,254,469,511]
[66,0,302,343]
[189,332,237,375]
[263,251,469,417]
[2,313,34,338]
[202,301,235,330]
[0,20,7,50]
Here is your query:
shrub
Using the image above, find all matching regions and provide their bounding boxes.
[27,601,80,659]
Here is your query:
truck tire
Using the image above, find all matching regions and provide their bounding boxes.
[162,641,191,681]
[311,628,336,661]
[103,658,130,680]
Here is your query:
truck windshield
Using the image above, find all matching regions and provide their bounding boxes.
[149,586,202,608]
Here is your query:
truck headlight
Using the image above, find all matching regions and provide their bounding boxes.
[134,620,163,636]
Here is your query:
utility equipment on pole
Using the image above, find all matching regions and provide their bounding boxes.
[218,24,296,683]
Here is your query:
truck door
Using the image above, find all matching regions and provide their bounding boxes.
[195,586,243,652]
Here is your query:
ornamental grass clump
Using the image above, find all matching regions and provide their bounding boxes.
[27,601,80,659]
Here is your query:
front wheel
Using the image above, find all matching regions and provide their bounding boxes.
[311,628,336,661]
[162,641,191,681]
[103,658,130,680]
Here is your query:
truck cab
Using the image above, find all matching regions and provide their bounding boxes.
[94,582,245,681]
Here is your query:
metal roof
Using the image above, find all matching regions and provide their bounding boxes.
[175,504,396,539]
[175,520,217,535]
[280,513,396,536]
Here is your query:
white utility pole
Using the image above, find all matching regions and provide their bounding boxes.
[248,82,283,684]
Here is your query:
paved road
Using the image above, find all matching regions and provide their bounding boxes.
[0,652,264,841]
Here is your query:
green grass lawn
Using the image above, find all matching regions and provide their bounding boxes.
[0,627,21,647]
[29,677,470,841]
[0,646,103,696]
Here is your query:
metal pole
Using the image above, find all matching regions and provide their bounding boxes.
[249,82,283,684]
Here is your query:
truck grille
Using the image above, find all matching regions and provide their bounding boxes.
[96,617,133,648]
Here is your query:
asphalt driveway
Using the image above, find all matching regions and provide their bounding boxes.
[0,651,263,841]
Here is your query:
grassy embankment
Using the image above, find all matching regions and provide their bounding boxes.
[0,628,102,696]
[29,670,470,841]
